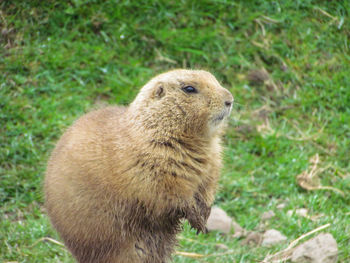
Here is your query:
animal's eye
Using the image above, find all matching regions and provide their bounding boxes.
[182,86,197,94]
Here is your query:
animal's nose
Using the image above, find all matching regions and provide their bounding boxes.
[221,87,234,108]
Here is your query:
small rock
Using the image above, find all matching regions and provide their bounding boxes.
[206,207,232,234]
[242,231,263,246]
[288,208,308,218]
[261,210,275,221]
[215,243,229,250]
[231,220,245,238]
[295,208,308,217]
[291,233,338,263]
[247,69,270,86]
[310,213,325,222]
[262,229,287,246]
[206,207,244,236]
[277,203,287,209]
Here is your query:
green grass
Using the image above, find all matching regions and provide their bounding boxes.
[1,0,349,262]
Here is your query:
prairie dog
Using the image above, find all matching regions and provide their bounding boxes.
[45,69,233,263]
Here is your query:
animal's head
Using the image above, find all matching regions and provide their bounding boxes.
[130,69,233,138]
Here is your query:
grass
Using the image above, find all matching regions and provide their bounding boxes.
[1,0,349,262]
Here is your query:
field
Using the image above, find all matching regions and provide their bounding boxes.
[1,0,349,262]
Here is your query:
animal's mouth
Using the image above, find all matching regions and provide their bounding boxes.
[211,109,230,125]
[214,113,225,122]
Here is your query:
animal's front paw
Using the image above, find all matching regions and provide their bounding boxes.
[185,194,211,234]
[186,208,207,234]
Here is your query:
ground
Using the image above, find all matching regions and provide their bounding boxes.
[1,0,349,262]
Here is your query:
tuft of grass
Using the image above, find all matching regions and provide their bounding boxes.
[1,0,349,262]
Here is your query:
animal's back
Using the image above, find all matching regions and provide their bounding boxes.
[45,106,138,262]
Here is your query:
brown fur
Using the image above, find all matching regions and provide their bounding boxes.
[44,69,233,263]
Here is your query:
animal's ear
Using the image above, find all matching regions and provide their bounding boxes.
[152,85,165,99]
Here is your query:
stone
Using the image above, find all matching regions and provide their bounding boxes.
[262,229,287,246]
[242,231,263,246]
[231,220,245,238]
[277,203,287,209]
[291,233,338,263]
[206,207,233,234]
[215,243,229,250]
[206,207,243,235]
[261,210,275,221]
[287,208,309,218]
[295,208,308,217]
